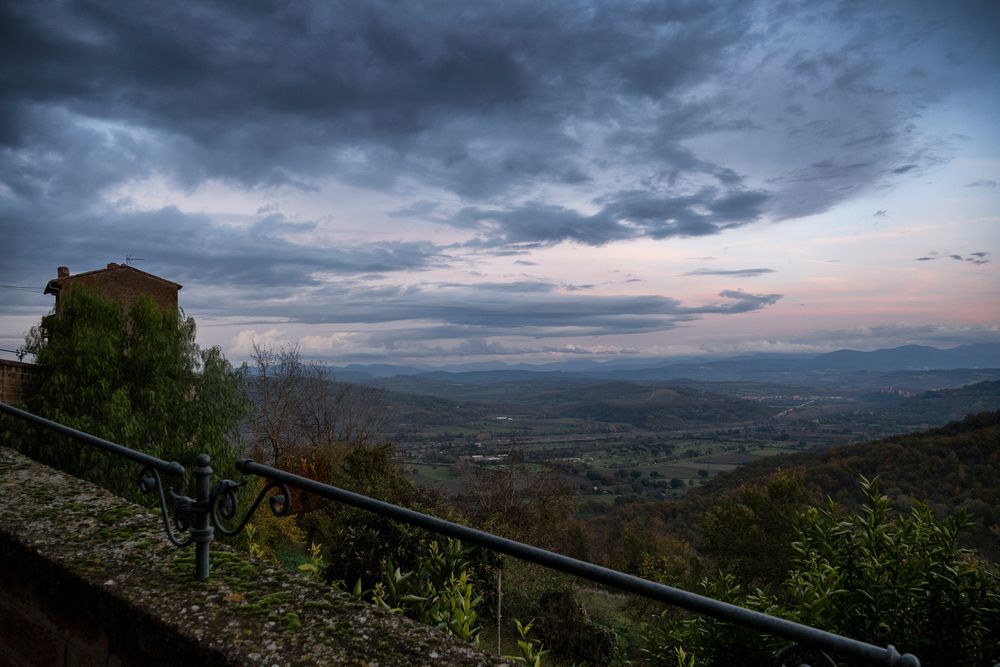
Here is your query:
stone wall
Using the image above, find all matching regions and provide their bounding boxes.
[0,447,505,666]
[0,360,37,405]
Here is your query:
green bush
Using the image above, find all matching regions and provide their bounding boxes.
[786,476,999,666]
[639,574,782,667]
[369,539,484,643]
[641,477,1000,666]
[498,563,627,665]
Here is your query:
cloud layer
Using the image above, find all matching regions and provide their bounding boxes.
[2,0,997,360]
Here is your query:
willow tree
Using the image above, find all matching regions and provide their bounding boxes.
[19,286,248,500]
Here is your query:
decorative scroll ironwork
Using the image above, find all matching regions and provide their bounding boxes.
[135,456,292,577]
[208,477,292,537]
[137,466,192,547]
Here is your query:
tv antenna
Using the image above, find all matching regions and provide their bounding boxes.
[125,255,145,266]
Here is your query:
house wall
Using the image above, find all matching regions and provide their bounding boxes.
[0,360,37,406]
[57,265,178,312]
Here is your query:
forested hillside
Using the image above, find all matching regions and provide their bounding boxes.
[687,411,1000,558]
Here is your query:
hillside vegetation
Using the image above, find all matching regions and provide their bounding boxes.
[681,410,1000,559]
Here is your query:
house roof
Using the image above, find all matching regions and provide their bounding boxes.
[43,263,183,295]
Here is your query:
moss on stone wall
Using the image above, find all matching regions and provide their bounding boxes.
[0,447,507,666]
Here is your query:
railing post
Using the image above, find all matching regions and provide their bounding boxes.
[192,453,214,580]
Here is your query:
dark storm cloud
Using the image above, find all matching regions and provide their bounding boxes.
[0,202,443,291]
[683,268,775,278]
[0,0,756,192]
[3,0,972,254]
[0,0,990,342]
[680,290,782,314]
[451,203,628,247]
[0,0,801,280]
[601,189,770,236]
[756,0,995,220]
[212,281,782,339]
[452,187,770,247]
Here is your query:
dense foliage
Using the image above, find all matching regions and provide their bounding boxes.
[699,469,809,588]
[787,479,999,666]
[696,411,1000,559]
[641,477,1000,666]
[15,287,247,500]
[369,539,484,644]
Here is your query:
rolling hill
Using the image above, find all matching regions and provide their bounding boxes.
[688,410,1000,559]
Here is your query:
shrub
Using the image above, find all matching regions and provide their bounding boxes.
[641,477,1000,666]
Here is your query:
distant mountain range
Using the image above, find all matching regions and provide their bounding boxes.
[327,344,1000,388]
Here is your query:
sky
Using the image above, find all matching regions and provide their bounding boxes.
[1,0,998,366]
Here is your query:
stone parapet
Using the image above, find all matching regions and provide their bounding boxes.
[0,447,505,666]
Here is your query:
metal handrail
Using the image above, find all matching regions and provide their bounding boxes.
[236,458,920,667]
[0,401,184,477]
[0,401,233,578]
[0,401,921,666]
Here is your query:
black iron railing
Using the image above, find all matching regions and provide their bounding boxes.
[0,401,295,582]
[0,401,920,666]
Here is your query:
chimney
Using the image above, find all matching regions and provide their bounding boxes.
[57,266,69,279]
[107,262,119,269]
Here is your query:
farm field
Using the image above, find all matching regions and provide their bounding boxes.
[380,375,1000,507]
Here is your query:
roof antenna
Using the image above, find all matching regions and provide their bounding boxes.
[125,255,145,266]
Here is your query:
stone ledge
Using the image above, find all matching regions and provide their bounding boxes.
[0,447,505,666]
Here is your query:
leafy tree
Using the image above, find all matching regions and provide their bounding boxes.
[699,468,810,589]
[18,286,247,500]
[640,574,783,667]
[284,440,498,604]
[501,566,625,667]
[301,441,435,586]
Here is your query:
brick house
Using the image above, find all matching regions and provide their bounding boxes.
[0,264,184,404]
[43,263,182,313]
